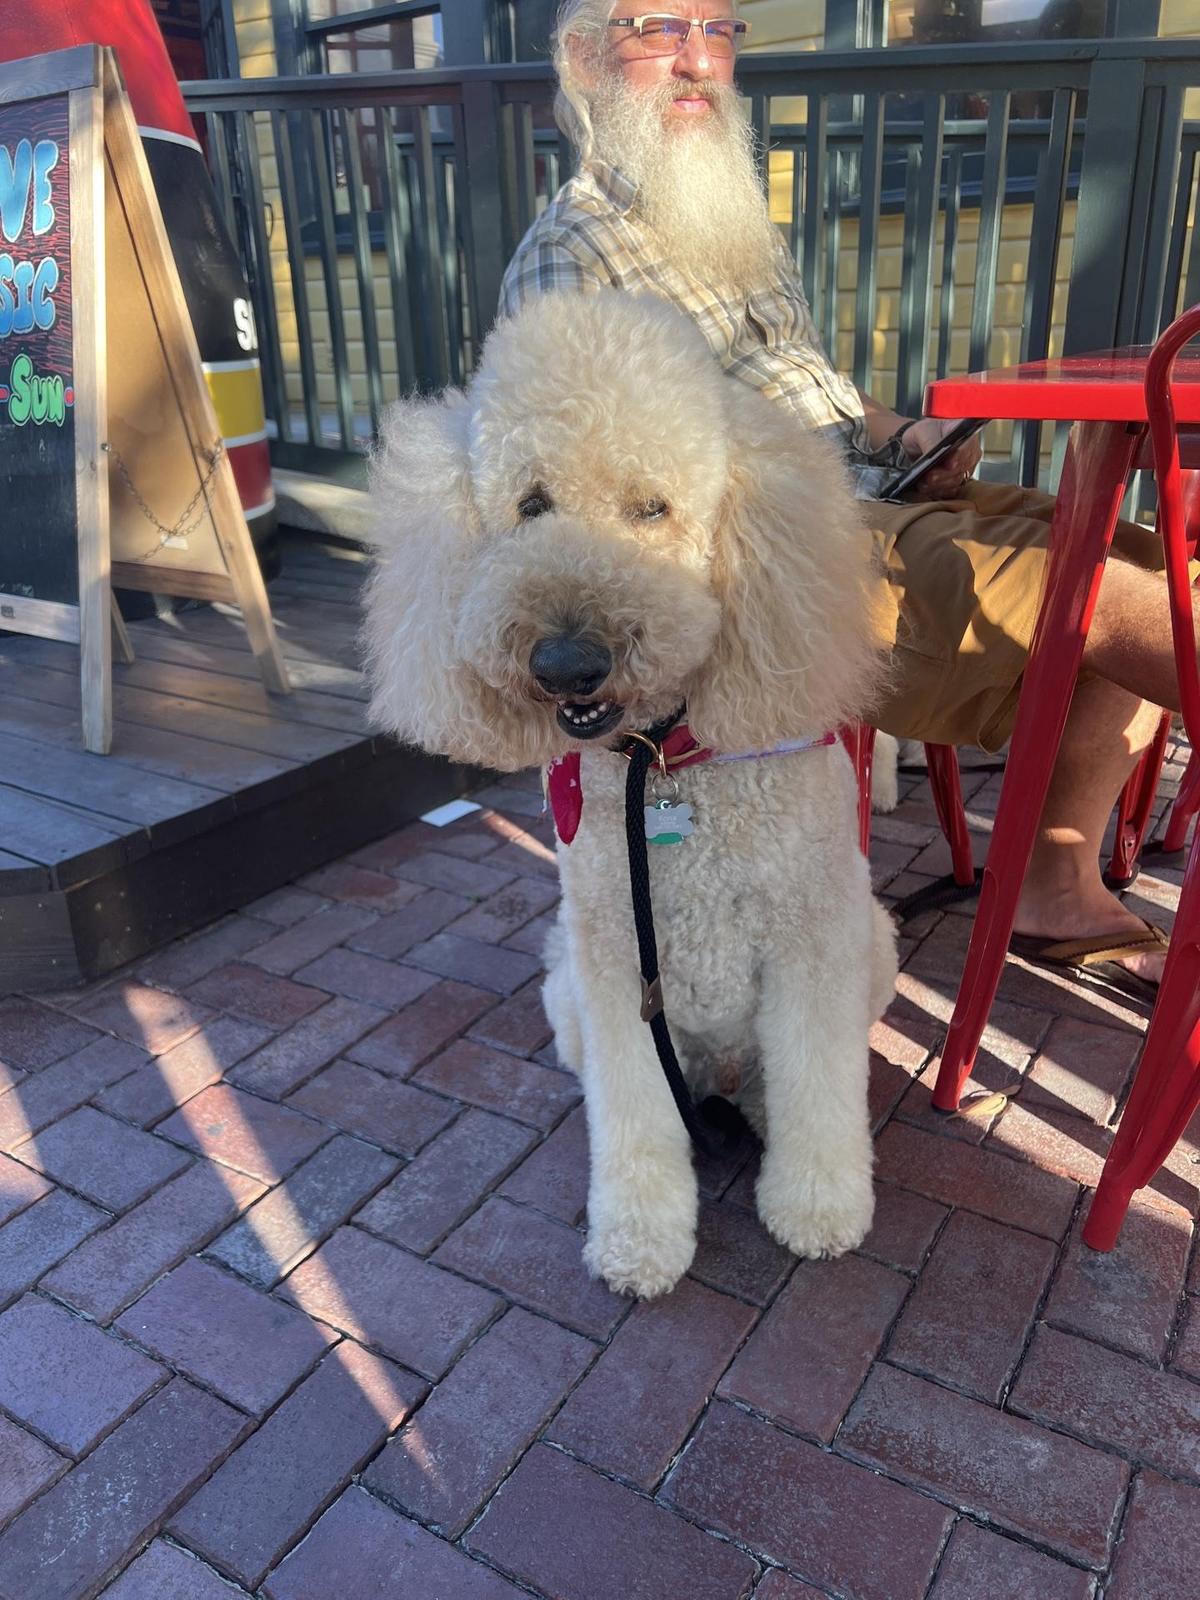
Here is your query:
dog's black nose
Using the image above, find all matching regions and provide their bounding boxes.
[529,635,612,696]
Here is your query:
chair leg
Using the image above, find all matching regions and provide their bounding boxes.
[842,725,877,857]
[1162,746,1200,854]
[1083,846,1200,1249]
[1105,711,1172,887]
[1085,1004,1200,1249]
[932,422,1141,1112]
[924,743,977,887]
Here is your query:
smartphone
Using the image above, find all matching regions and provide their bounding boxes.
[880,418,985,501]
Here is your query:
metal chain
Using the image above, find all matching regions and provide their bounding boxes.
[101,440,225,562]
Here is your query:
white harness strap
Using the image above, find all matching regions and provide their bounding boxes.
[707,731,838,765]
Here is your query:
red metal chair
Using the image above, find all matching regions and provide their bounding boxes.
[1160,746,1200,855]
[1104,467,1200,887]
[1105,718,1200,885]
[843,723,879,855]
[1104,710,1173,888]
[845,725,976,887]
[1084,304,1200,1250]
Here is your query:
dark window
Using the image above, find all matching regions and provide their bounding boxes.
[890,0,1106,121]
[307,1,444,73]
[493,0,559,60]
[889,0,1105,49]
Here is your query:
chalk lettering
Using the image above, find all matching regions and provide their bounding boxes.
[0,139,32,243]
[32,257,56,329]
[0,254,58,337]
[31,141,57,235]
[0,139,59,243]
[6,351,65,426]
[10,261,33,333]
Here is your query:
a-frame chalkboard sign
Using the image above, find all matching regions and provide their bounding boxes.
[0,45,288,755]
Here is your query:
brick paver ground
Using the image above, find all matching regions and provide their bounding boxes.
[1,752,1199,1597]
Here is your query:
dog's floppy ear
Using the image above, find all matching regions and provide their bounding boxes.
[362,391,485,758]
[368,389,476,550]
[684,381,888,753]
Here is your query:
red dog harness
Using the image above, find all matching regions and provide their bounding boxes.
[546,723,836,844]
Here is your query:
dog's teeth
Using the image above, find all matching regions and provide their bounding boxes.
[560,697,616,730]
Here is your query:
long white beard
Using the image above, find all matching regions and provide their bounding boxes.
[587,75,781,296]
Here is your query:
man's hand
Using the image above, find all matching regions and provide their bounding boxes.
[898,417,983,501]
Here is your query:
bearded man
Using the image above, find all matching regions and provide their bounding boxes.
[498,0,1185,999]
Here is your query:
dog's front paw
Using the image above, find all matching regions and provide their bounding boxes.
[583,1213,696,1299]
[755,1163,874,1260]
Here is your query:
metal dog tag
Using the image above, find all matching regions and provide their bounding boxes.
[645,798,694,845]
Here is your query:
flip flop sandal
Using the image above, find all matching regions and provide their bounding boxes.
[1008,922,1169,1007]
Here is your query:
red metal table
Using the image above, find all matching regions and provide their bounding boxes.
[923,349,1200,1110]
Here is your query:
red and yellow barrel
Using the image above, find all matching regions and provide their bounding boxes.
[0,0,278,572]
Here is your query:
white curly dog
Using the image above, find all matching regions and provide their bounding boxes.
[364,293,898,1298]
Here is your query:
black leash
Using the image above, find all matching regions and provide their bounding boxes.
[623,735,745,1159]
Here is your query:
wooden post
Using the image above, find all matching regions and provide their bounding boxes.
[70,78,111,752]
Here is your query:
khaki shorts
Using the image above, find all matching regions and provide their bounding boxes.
[866,480,1167,752]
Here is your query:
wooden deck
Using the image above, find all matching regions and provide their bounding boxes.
[0,536,478,992]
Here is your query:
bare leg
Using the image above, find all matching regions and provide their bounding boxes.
[1013,559,1190,982]
[1082,556,1191,712]
[1013,676,1163,965]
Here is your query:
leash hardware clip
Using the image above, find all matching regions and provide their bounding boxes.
[623,729,668,781]
[640,973,664,1023]
[650,771,680,805]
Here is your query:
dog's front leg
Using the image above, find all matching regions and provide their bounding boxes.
[575,962,698,1299]
[753,943,875,1259]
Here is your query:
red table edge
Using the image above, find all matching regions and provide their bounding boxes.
[924,349,1200,424]
[923,379,1150,422]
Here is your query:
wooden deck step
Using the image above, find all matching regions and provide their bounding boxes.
[0,536,479,991]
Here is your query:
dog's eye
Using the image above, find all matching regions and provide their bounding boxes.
[518,486,553,520]
[633,498,669,522]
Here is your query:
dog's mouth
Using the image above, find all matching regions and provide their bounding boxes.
[555,697,624,740]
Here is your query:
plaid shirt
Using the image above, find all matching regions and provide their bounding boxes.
[498,160,906,499]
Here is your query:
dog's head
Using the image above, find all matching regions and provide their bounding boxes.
[364,292,884,769]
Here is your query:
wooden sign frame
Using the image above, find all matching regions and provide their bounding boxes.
[0,50,108,749]
[0,46,288,756]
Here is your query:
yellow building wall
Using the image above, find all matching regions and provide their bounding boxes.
[741,0,824,51]
[1161,0,1200,117]
[1161,0,1200,40]
[228,3,1196,462]
[763,155,1072,461]
[232,11,450,422]
[232,0,277,78]
[244,116,403,420]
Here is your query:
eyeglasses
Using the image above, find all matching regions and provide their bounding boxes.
[607,15,750,59]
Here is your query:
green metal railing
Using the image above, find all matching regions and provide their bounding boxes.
[183,37,1200,483]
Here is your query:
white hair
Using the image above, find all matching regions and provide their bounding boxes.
[551,0,617,165]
